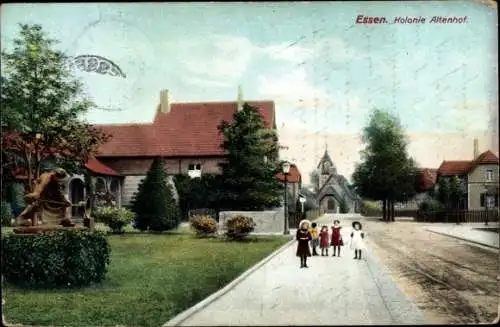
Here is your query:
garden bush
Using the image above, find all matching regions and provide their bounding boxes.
[225,215,256,240]
[1,201,14,227]
[93,206,135,234]
[190,215,218,236]
[360,200,382,217]
[417,198,444,221]
[1,230,111,288]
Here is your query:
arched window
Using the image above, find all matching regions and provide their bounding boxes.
[69,178,85,218]
[95,178,106,194]
[327,198,336,211]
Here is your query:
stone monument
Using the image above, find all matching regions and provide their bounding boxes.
[14,168,89,234]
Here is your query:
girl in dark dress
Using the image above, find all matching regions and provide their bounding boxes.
[330,220,343,257]
[319,225,330,256]
[296,219,312,268]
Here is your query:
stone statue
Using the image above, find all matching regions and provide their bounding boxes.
[16,168,75,228]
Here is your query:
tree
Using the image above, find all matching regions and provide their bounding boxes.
[435,177,450,209]
[217,103,283,210]
[309,170,320,194]
[131,157,180,231]
[448,176,464,211]
[352,109,419,222]
[1,24,109,190]
[435,176,463,211]
[339,197,350,214]
[174,173,223,219]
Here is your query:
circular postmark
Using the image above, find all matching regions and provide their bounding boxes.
[66,7,155,112]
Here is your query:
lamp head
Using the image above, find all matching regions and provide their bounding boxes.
[282,161,291,174]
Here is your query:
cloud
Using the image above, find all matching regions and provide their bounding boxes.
[257,42,314,64]
[180,76,233,89]
[257,67,331,109]
[174,35,255,87]
[316,36,359,64]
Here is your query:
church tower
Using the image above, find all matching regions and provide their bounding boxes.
[316,148,337,189]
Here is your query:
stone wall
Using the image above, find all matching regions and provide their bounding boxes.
[218,209,285,234]
[121,175,178,207]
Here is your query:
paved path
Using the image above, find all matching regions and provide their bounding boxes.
[166,214,425,326]
[425,222,499,249]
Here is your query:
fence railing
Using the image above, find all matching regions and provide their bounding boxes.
[361,208,499,223]
[416,209,499,223]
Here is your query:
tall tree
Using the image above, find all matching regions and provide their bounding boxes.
[435,176,463,211]
[309,170,320,194]
[1,24,108,189]
[352,109,419,221]
[217,103,283,210]
[436,177,450,209]
[131,157,180,231]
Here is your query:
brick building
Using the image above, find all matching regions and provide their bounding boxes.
[89,89,277,206]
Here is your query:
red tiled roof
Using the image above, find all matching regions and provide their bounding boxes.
[95,101,275,157]
[437,161,472,176]
[437,150,499,176]
[85,157,120,176]
[418,168,438,191]
[474,150,499,164]
[275,164,301,183]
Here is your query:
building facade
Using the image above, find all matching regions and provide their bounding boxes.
[437,148,499,210]
[314,149,359,214]
[92,89,277,207]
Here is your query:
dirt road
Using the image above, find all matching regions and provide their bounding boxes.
[362,219,499,324]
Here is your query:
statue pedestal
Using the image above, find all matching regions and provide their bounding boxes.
[13,225,88,235]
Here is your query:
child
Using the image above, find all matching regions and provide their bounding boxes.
[319,225,330,256]
[330,220,344,257]
[296,219,312,268]
[350,221,365,260]
[309,222,319,256]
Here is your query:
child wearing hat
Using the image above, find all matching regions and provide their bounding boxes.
[296,219,312,268]
[350,221,365,260]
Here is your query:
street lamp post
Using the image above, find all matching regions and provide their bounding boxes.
[299,196,306,216]
[282,161,291,235]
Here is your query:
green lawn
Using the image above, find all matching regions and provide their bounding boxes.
[3,231,289,327]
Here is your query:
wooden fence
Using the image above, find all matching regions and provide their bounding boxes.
[416,209,499,223]
[361,208,499,223]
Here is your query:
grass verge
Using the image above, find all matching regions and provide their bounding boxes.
[2,232,288,327]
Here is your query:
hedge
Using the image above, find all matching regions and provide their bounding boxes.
[1,230,111,288]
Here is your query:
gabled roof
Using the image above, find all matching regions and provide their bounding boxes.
[85,157,120,176]
[95,101,275,157]
[437,150,499,176]
[275,163,301,183]
[418,168,438,191]
[474,150,499,164]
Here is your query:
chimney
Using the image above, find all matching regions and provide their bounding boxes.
[159,89,172,114]
[237,85,243,111]
[473,138,479,159]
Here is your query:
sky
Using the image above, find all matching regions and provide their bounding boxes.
[1,1,498,183]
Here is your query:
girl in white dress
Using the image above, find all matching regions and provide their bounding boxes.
[350,221,365,260]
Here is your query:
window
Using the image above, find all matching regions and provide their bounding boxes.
[481,193,498,208]
[188,164,201,171]
[485,169,493,181]
[188,163,202,178]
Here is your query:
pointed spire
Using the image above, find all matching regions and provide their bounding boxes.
[237,84,244,111]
